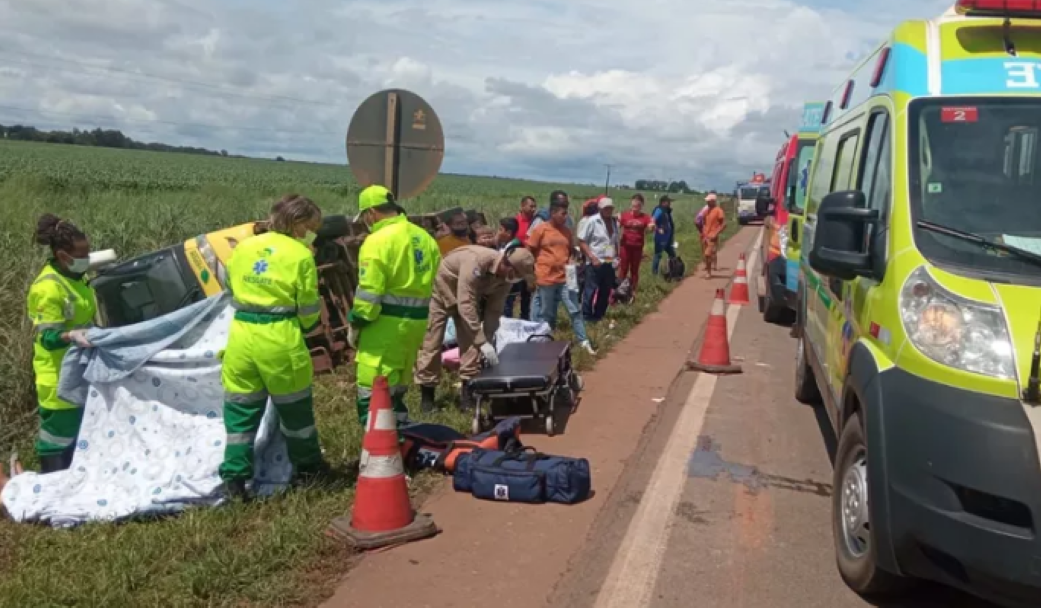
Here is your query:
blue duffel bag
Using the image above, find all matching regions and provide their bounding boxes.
[453,448,592,505]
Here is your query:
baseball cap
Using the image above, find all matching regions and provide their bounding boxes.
[660,195,673,203]
[704,193,718,202]
[504,248,536,283]
[354,185,404,221]
[598,197,615,209]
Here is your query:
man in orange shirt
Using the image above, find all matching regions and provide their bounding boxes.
[527,199,595,354]
[701,192,726,278]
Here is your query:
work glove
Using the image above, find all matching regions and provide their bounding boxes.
[66,329,92,348]
[348,326,360,349]
[479,342,499,367]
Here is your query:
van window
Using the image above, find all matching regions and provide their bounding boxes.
[787,140,816,212]
[738,187,760,200]
[858,112,892,255]
[808,136,836,212]
[831,133,860,191]
[910,99,1041,278]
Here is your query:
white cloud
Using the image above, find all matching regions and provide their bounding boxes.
[0,0,953,188]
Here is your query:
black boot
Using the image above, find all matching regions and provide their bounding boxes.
[39,454,68,474]
[459,381,474,412]
[420,385,437,413]
[223,479,252,502]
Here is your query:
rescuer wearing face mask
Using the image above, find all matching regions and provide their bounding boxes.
[28,214,98,473]
[350,185,441,431]
[414,242,536,412]
[219,194,329,499]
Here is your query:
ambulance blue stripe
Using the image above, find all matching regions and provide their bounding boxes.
[879,43,929,97]
[940,56,1041,95]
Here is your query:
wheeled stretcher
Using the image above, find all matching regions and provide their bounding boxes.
[468,336,584,436]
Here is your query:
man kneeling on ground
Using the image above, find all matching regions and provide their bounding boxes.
[415,243,536,412]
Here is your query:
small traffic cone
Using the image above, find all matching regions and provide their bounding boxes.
[327,376,439,550]
[728,253,751,305]
[687,289,742,374]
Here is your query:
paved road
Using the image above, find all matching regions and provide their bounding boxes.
[550,250,998,608]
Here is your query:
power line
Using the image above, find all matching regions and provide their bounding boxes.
[0,104,340,137]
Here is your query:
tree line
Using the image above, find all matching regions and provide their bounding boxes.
[633,179,695,194]
[0,124,239,158]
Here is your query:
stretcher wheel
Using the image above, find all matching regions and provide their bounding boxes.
[570,373,584,392]
[471,416,482,435]
[545,415,556,436]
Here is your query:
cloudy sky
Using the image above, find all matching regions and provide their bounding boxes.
[0,0,952,189]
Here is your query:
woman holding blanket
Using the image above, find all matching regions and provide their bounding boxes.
[28,214,97,473]
[219,195,329,500]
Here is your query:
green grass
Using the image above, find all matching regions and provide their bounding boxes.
[0,139,738,608]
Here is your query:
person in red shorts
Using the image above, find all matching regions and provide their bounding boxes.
[617,193,654,294]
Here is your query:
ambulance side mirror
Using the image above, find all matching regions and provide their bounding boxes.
[809,190,879,282]
[755,194,774,217]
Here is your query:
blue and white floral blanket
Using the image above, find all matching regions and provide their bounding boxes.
[1,294,291,527]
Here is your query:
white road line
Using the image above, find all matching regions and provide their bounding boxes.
[594,228,763,608]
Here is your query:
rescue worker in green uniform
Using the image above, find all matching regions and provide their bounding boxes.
[348,185,440,428]
[28,214,97,473]
[219,194,329,499]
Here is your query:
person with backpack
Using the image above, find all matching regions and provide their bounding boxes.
[651,195,677,276]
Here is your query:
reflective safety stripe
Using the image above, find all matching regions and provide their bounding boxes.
[232,300,297,314]
[280,424,316,439]
[357,386,373,399]
[389,385,408,396]
[354,289,382,304]
[358,448,406,479]
[33,323,64,334]
[297,302,321,317]
[271,387,312,405]
[396,411,410,423]
[38,429,75,447]
[224,390,269,404]
[352,290,430,309]
[227,432,257,445]
[383,295,430,308]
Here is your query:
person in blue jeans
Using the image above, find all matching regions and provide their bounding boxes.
[527,199,596,356]
[577,197,620,323]
[651,195,677,275]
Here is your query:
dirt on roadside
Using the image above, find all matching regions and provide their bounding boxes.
[321,228,759,608]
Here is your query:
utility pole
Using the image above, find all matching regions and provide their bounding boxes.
[604,164,613,194]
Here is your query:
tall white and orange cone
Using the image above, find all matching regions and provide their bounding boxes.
[328,376,439,549]
[728,253,751,306]
[687,289,742,374]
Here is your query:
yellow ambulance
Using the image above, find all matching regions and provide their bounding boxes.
[799,2,1041,604]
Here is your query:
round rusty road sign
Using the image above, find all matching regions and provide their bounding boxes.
[345,89,445,200]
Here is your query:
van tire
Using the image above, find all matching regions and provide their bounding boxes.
[794,336,822,405]
[833,412,907,597]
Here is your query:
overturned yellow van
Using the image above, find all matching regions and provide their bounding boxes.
[799,1,1041,605]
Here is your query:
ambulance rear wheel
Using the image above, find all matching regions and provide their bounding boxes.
[795,336,822,406]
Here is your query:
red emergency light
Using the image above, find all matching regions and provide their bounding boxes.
[956,0,1041,17]
[840,80,855,109]
[870,47,891,88]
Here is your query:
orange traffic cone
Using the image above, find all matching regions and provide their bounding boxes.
[728,253,751,305]
[328,376,439,549]
[687,289,742,374]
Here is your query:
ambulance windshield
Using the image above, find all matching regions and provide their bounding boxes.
[910,99,1041,277]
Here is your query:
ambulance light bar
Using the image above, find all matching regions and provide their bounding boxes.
[956,0,1041,18]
